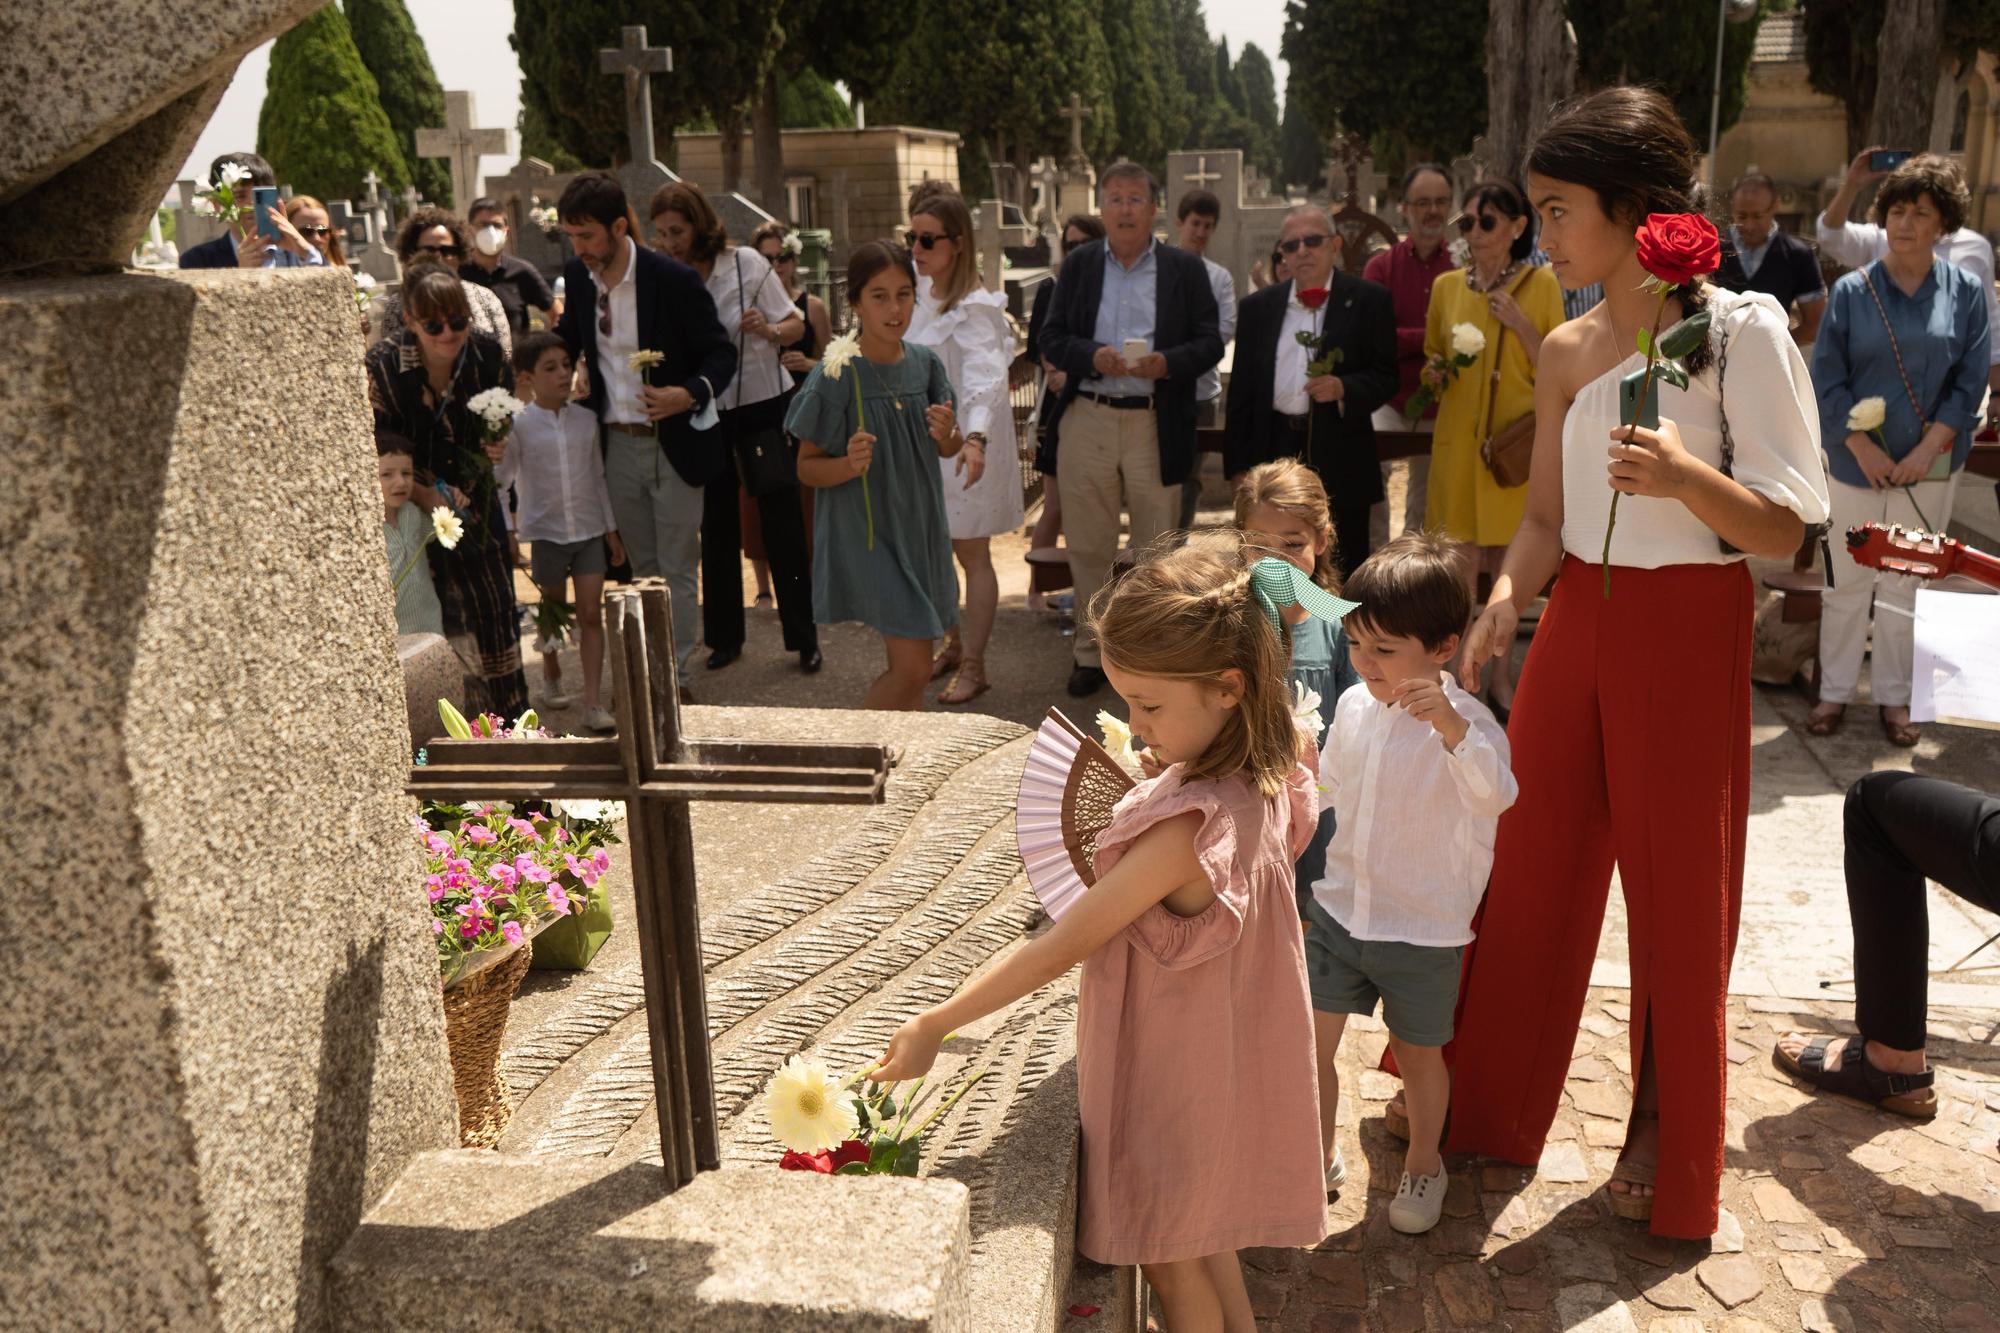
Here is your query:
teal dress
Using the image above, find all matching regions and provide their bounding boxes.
[1292,612,1361,914]
[784,342,961,640]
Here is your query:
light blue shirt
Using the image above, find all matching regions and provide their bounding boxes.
[1081,241,1158,397]
[1729,227,1774,280]
[262,243,326,270]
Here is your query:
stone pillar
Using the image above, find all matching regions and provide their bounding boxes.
[0,266,457,1329]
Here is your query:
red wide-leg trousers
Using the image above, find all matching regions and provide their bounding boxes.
[1444,555,1752,1238]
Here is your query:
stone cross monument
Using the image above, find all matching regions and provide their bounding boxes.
[415,90,510,212]
[600,23,673,170]
[1061,92,1093,170]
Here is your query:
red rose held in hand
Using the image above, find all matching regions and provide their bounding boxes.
[1297,286,1330,311]
[1633,213,1721,287]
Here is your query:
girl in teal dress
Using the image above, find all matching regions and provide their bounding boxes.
[785,241,981,709]
[1234,460,1363,912]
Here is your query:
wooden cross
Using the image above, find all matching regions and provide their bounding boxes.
[600,25,674,169]
[1183,156,1223,190]
[407,582,890,1188]
[1062,92,1093,168]
[415,91,510,211]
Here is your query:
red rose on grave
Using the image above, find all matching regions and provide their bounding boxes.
[779,1148,834,1173]
[1633,213,1721,288]
[829,1139,872,1171]
[1297,286,1330,311]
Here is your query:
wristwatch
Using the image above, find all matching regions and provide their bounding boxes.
[965,432,988,450]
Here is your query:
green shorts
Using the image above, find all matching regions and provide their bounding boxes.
[1302,898,1463,1047]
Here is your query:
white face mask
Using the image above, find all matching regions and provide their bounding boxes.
[474,224,505,257]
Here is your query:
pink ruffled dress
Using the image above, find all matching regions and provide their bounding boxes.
[1075,759,1329,1265]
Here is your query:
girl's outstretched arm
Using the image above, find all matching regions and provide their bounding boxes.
[871,811,1207,1081]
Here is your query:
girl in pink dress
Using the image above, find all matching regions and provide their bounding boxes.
[876,535,1328,1330]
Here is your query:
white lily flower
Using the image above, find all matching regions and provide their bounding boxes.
[430,506,464,550]
[1290,682,1324,738]
[218,162,251,187]
[821,331,862,380]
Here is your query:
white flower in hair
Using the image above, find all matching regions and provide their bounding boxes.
[779,232,805,260]
[1847,396,1887,433]
[1450,323,1487,359]
[821,331,862,379]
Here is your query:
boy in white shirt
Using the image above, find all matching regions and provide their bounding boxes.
[497,332,625,731]
[1309,533,1518,1234]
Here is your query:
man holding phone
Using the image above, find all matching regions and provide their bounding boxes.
[177,152,325,271]
[1819,147,2000,406]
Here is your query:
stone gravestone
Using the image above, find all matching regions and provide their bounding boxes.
[172,176,229,254]
[1324,135,1398,276]
[415,90,509,214]
[1053,92,1097,224]
[1164,148,1293,299]
[488,155,574,278]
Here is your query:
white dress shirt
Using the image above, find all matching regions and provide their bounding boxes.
[1816,216,2000,365]
[1273,288,1323,416]
[1197,254,1237,403]
[1560,288,1829,569]
[708,246,799,410]
[495,403,618,542]
[596,237,646,425]
[1312,675,1517,946]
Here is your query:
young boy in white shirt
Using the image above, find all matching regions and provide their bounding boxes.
[497,332,625,730]
[1310,532,1518,1234]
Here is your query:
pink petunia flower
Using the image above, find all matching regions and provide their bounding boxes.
[515,854,552,884]
[465,824,497,846]
[506,817,539,841]
[546,883,572,914]
[502,921,523,946]
[433,919,445,935]
[592,848,611,874]
[488,861,519,889]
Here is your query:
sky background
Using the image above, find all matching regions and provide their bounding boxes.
[178,0,1290,196]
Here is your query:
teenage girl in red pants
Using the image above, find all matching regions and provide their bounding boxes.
[1446,88,1830,1238]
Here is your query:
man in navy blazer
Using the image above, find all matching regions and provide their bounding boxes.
[553,171,736,685]
[1039,161,1224,696]
[178,152,274,269]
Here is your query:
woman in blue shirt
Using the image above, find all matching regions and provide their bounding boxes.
[1808,155,1990,747]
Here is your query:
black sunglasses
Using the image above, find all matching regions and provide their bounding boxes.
[297,225,332,238]
[416,243,465,259]
[597,288,611,338]
[1456,214,1503,234]
[1277,233,1331,255]
[904,230,954,250]
[420,315,470,336]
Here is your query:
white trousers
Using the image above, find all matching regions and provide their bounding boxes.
[1818,473,1961,706]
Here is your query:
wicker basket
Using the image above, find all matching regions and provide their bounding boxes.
[442,941,533,1148]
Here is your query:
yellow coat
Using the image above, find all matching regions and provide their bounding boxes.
[1423,265,1565,547]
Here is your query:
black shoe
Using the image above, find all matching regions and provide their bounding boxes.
[799,647,823,674]
[1066,664,1108,697]
[706,646,741,670]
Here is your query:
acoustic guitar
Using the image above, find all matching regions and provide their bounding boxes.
[1844,522,2000,593]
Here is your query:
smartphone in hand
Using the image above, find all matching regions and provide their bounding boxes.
[1869,149,1913,173]
[253,186,281,239]
[1619,368,1660,431]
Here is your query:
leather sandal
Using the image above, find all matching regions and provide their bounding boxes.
[929,636,961,681]
[1879,707,1921,748]
[1382,1091,1448,1145]
[1804,705,1845,737]
[1772,1035,1937,1119]
[1606,1110,1660,1222]
[937,657,990,706]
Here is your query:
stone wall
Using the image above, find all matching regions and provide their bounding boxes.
[0,265,457,1328]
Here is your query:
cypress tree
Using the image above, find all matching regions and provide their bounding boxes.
[257,5,411,202]
[346,0,452,204]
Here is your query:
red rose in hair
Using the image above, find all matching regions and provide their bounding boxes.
[1633,213,1721,288]
[1296,286,1330,311]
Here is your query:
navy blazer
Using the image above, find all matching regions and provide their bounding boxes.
[1037,238,1224,486]
[555,242,738,486]
[1224,273,1399,506]
[178,232,240,269]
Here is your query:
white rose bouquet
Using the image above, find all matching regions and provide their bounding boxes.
[466,387,528,448]
[1404,322,1487,422]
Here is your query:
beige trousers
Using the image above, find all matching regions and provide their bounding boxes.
[1062,397,1180,668]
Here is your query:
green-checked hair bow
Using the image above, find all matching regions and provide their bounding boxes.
[1249,556,1361,633]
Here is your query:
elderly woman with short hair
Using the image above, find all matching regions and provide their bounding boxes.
[365,265,528,717]
[1807,154,1990,746]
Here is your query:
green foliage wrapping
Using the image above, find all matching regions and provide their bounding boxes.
[1282,0,1487,171]
[1572,4,1767,148]
[257,5,412,201]
[344,0,449,203]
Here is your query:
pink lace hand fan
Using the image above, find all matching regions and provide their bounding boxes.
[1016,708,1137,920]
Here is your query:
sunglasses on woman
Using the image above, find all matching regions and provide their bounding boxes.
[904,230,953,250]
[1277,233,1330,254]
[297,225,332,238]
[420,315,470,336]
[1456,214,1503,234]
[416,243,465,259]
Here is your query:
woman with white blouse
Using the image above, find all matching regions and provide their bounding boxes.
[1441,89,1830,1239]
[650,183,820,675]
[905,189,1024,704]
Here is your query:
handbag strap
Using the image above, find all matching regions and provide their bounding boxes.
[731,249,748,410]
[1480,320,1507,448]
[1858,266,1931,425]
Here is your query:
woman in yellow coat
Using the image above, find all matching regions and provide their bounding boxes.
[1424,179,1564,715]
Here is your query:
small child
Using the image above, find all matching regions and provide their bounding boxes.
[874,534,1327,1328]
[1309,533,1517,1233]
[1233,460,1363,912]
[379,430,443,637]
[496,331,625,732]
[785,241,970,710]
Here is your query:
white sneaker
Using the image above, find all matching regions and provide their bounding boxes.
[1388,1163,1447,1234]
[583,705,616,732]
[1324,1149,1347,1193]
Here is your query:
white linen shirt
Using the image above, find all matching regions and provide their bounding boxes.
[1196,254,1237,403]
[597,237,646,425]
[495,403,617,543]
[1816,217,2000,365]
[708,246,799,410]
[1560,288,1830,569]
[1273,289,1324,416]
[1312,674,1517,946]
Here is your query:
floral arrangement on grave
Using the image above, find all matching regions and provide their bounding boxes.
[818,332,875,550]
[1404,322,1487,422]
[392,506,463,590]
[420,700,622,987]
[1846,396,1936,530]
[1602,213,1719,597]
[190,160,252,225]
[766,1052,986,1175]
[1291,286,1344,465]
